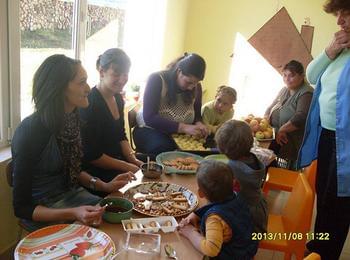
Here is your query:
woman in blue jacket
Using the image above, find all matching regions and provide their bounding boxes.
[298,0,350,259]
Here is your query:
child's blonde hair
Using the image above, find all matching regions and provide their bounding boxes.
[197,160,234,202]
[215,120,253,160]
[215,85,237,104]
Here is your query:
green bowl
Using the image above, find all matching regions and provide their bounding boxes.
[100,197,133,223]
[204,154,229,164]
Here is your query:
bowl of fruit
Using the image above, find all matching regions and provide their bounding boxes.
[243,114,275,141]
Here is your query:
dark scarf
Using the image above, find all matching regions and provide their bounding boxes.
[56,111,82,186]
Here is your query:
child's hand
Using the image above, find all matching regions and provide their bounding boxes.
[179,213,199,228]
[179,217,189,227]
[178,223,198,238]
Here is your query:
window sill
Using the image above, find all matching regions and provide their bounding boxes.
[0,146,11,163]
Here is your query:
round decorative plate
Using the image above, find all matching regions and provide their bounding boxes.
[156,151,203,174]
[124,182,198,217]
[14,224,115,259]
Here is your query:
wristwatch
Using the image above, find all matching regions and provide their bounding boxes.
[89,177,99,191]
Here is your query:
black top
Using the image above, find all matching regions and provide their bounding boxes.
[11,113,69,219]
[79,87,127,181]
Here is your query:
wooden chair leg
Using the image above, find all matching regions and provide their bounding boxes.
[283,252,292,260]
[295,251,305,260]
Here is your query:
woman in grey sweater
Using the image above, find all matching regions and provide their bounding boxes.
[264,60,313,168]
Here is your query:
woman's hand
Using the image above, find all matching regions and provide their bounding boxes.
[179,123,201,136]
[326,30,350,59]
[195,121,209,138]
[132,158,143,167]
[179,123,208,138]
[126,154,143,167]
[103,171,136,193]
[73,205,104,227]
[124,162,140,173]
[276,130,288,145]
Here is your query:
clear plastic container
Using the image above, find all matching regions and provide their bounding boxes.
[125,233,161,254]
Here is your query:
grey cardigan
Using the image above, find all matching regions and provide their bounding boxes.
[266,83,313,160]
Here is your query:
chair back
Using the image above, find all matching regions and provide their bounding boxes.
[304,252,321,260]
[6,159,13,187]
[282,174,313,247]
[127,103,141,150]
[303,160,317,193]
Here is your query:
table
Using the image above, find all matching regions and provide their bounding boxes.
[98,170,205,259]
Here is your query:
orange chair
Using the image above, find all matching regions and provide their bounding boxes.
[263,160,317,195]
[304,252,321,260]
[259,174,314,260]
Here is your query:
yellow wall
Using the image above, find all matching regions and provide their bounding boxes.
[184,0,338,101]
[161,0,189,68]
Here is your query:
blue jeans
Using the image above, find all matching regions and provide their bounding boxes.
[133,127,177,157]
[21,187,101,232]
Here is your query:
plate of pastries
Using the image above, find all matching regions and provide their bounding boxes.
[123,182,198,217]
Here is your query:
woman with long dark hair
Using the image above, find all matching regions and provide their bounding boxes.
[12,54,134,231]
[133,53,209,156]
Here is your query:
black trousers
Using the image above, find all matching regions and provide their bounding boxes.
[307,128,350,260]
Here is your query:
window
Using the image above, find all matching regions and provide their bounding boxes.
[229,33,283,118]
[4,0,167,148]
[83,0,127,86]
[0,0,9,147]
[20,0,75,119]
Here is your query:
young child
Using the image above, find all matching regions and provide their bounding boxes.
[215,120,268,233]
[201,85,237,134]
[178,160,258,259]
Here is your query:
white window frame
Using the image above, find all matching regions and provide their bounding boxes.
[0,0,17,148]
[8,0,21,143]
[6,0,83,147]
[73,0,87,60]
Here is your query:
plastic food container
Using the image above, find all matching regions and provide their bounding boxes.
[122,216,178,233]
[125,233,161,254]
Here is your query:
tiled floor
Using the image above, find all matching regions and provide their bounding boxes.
[254,190,350,260]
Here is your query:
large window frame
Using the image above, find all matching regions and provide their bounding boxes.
[0,0,20,148]
[3,0,166,149]
[4,0,87,148]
